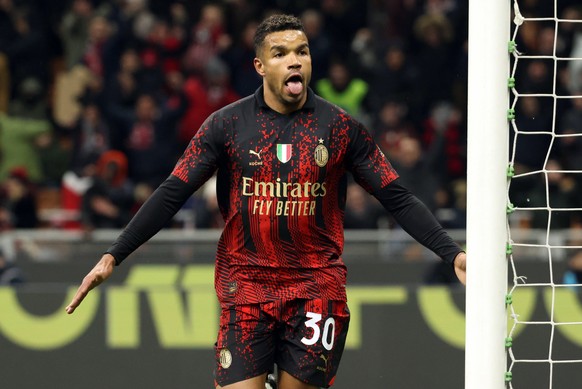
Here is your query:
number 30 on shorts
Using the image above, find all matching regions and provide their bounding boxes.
[301,312,336,351]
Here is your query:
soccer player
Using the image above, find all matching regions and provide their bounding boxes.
[66,14,467,389]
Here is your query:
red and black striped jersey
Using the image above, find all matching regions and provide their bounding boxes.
[171,87,398,305]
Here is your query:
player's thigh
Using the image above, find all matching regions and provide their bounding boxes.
[214,304,276,387]
[215,373,268,389]
[278,370,319,389]
[277,299,350,388]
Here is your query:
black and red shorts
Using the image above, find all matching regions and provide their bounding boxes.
[214,299,350,388]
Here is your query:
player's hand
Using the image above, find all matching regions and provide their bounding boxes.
[454,252,466,285]
[66,253,116,314]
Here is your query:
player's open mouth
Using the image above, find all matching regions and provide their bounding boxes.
[284,74,304,95]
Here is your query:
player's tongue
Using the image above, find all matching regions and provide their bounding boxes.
[286,80,303,95]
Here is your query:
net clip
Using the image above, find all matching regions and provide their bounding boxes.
[506,243,513,255]
[507,165,515,178]
[505,293,513,305]
[506,203,515,214]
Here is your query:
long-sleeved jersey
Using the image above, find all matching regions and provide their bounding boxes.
[108,87,462,306]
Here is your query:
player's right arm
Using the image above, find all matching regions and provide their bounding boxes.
[66,176,197,314]
[66,114,225,314]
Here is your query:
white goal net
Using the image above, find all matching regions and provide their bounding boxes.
[506,1,582,387]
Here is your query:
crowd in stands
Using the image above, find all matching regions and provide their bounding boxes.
[0,0,581,235]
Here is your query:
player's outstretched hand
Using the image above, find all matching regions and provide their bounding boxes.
[454,252,466,285]
[66,253,116,314]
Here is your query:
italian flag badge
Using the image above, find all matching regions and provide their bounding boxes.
[277,144,292,163]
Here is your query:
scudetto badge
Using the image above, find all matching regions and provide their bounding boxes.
[219,348,232,369]
[314,139,329,167]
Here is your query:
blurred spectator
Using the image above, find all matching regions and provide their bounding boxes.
[167,1,190,29]
[0,248,24,285]
[103,48,142,121]
[521,159,581,230]
[563,250,582,285]
[52,64,95,128]
[348,29,372,75]
[344,182,386,229]
[421,101,465,182]
[59,0,96,70]
[82,15,116,79]
[558,6,582,62]
[301,9,331,84]
[435,178,467,229]
[135,47,166,98]
[537,26,558,56]
[179,56,239,147]
[367,0,417,43]
[106,91,187,187]
[222,0,260,38]
[65,10,121,119]
[220,19,262,97]
[315,60,370,122]
[1,168,38,229]
[368,42,418,113]
[134,16,187,88]
[60,165,94,230]
[38,131,73,188]
[412,12,456,116]
[390,135,443,212]
[59,99,110,229]
[567,28,582,94]
[320,0,366,59]
[373,99,416,156]
[193,175,224,229]
[556,95,582,174]
[68,102,110,173]
[2,6,50,95]
[8,76,49,120]
[0,0,17,52]
[182,3,231,76]
[81,150,134,229]
[517,60,553,95]
[0,112,51,183]
[511,96,553,171]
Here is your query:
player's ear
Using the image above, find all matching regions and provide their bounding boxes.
[254,57,265,77]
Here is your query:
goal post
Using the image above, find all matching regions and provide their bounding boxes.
[466,0,511,388]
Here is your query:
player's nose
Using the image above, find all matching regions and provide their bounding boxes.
[287,53,301,69]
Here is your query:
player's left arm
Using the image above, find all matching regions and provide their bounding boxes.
[346,119,466,284]
[372,179,465,271]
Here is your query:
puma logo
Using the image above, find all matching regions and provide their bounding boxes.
[317,354,329,372]
[249,149,262,159]
[249,149,264,166]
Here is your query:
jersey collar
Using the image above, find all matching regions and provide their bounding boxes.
[254,85,316,112]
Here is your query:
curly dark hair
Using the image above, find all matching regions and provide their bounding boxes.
[253,14,305,55]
